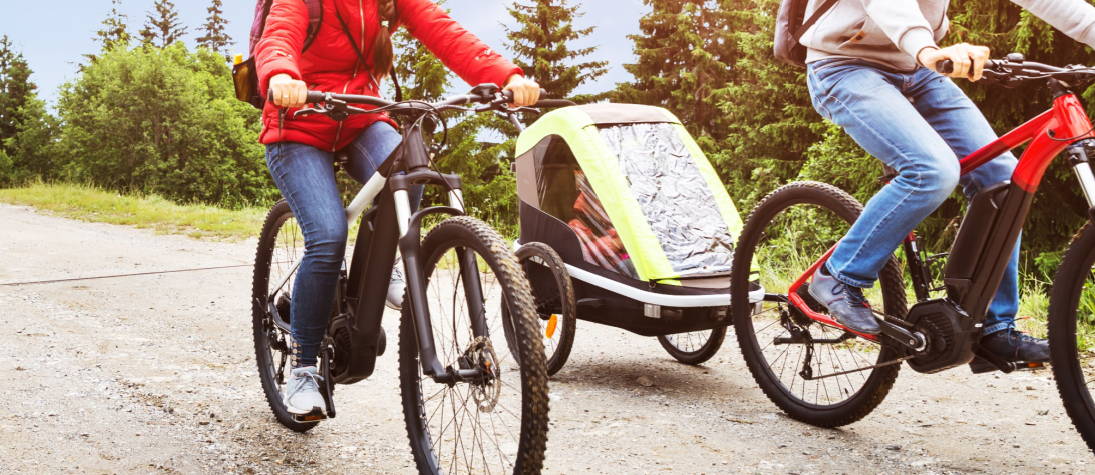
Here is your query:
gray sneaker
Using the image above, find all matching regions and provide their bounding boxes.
[806,266,881,335]
[283,366,327,417]
[386,264,405,311]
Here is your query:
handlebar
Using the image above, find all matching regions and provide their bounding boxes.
[269,84,577,121]
[935,53,1095,87]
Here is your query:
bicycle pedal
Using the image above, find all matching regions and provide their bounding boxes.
[969,357,1046,374]
[292,407,328,422]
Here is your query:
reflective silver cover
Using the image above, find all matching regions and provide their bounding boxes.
[600,123,734,277]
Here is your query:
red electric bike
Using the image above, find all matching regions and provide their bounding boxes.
[729,54,1095,451]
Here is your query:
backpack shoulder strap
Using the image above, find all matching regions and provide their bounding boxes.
[249,0,323,55]
[301,0,323,52]
[334,2,404,102]
[796,0,841,40]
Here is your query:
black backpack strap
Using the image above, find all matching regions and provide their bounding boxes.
[301,0,323,52]
[333,3,403,102]
[796,0,841,40]
[389,1,402,103]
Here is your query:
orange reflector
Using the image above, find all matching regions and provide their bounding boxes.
[545,314,559,339]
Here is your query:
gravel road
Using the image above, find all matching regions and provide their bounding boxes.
[0,203,1090,474]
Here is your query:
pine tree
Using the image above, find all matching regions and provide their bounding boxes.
[715,0,824,206]
[95,0,132,50]
[140,0,187,48]
[504,0,608,102]
[391,21,450,101]
[0,36,57,185]
[0,36,34,150]
[615,0,742,139]
[196,0,233,58]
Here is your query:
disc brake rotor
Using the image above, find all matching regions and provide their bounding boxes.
[467,336,502,413]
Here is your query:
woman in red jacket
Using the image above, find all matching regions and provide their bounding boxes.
[256,0,539,418]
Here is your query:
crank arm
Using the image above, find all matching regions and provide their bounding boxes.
[878,319,927,352]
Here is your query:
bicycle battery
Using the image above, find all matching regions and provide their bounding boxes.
[943,182,1010,300]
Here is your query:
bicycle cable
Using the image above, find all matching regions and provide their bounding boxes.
[0,263,256,287]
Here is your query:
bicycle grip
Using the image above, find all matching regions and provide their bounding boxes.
[534,99,578,108]
[266,89,324,106]
[936,59,955,74]
[500,89,575,108]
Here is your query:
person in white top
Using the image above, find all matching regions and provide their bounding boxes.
[799,0,1095,371]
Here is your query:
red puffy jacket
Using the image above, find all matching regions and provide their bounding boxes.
[256,0,523,151]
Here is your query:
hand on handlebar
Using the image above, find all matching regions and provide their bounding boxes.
[502,75,541,107]
[920,43,991,81]
[268,74,308,108]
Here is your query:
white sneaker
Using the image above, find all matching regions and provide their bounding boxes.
[386,264,405,311]
[283,366,326,417]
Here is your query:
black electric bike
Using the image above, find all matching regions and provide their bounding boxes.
[251,84,573,473]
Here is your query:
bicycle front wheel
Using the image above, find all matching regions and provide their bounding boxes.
[1049,223,1095,452]
[730,181,906,428]
[399,216,549,474]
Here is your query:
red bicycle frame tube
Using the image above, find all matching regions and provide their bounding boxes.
[789,92,1094,334]
[787,245,881,342]
[960,93,1094,190]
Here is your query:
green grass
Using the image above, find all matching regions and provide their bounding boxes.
[1018,277,1050,339]
[0,182,268,241]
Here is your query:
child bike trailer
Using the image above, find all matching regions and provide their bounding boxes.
[512,103,764,374]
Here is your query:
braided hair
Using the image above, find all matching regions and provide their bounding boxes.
[373,0,398,78]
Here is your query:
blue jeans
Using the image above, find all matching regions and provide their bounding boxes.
[806,60,1019,335]
[265,122,403,367]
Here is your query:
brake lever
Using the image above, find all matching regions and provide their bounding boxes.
[293,107,326,119]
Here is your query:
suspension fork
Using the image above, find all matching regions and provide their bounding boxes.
[1066,140,1095,218]
[392,171,484,383]
[448,188,490,338]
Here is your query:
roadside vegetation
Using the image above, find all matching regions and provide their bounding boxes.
[0,182,264,240]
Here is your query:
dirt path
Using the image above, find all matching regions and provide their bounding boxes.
[0,203,1090,474]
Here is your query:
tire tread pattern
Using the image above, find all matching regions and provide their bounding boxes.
[731,181,905,428]
[398,216,549,473]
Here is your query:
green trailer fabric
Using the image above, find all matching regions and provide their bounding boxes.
[516,104,744,283]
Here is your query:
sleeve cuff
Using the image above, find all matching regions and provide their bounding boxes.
[259,61,302,96]
[497,67,524,88]
[898,28,938,63]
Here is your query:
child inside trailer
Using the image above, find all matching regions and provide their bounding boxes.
[567,170,639,278]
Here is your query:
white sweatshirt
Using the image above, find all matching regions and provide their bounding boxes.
[802,0,1095,71]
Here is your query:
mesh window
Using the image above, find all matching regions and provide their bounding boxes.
[535,137,638,278]
[599,123,734,277]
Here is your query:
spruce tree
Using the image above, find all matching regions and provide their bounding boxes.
[504,0,608,102]
[391,21,450,101]
[95,0,132,50]
[140,0,187,48]
[196,0,233,58]
[715,0,824,206]
[0,36,34,151]
[0,36,57,185]
[615,0,741,139]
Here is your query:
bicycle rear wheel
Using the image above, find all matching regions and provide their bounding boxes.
[656,327,727,365]
[1049,223,1095,452]
[251,200,318,432]
[399,216,549,474]
[730,181,906,428]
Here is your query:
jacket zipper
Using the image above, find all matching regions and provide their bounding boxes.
[331,0,369,152]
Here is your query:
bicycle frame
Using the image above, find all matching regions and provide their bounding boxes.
[328,118,488,385]
[789,84,1095,341]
